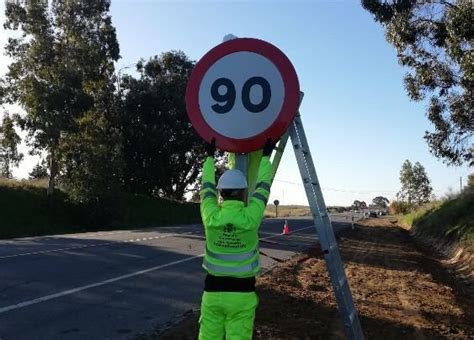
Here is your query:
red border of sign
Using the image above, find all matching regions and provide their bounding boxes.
[186,38,300,153]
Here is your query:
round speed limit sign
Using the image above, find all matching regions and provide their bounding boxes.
[186,38,300,153]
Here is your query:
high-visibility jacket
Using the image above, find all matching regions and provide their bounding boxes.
[200,156,272,278]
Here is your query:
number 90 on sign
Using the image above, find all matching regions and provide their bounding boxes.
[211,76,271,114]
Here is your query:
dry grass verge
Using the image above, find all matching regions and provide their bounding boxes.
[264,205,311,218]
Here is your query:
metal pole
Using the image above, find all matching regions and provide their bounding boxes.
[235,153,249,203]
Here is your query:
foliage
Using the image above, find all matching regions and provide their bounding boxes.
[352,200,368,210]
[362,0,473,165]
[468,173,474,189]
[389,200,411,215]
[49,0,121,204]
[0,113,23,178]
[372,196,389,208]
[0,178,84,239]
[402,191,474,246]
[3,1,89,194]
[118,51,207,200]
[29,161,48,180]
[0,178,200,239]
[59,92,123,205]
[2,0,120,198]
[397,159,432,208]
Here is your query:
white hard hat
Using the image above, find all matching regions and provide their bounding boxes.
[217,169,248,189]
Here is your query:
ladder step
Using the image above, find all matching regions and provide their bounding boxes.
[344,312,356,327]
[349,311,355,323]
[322,244,338,255]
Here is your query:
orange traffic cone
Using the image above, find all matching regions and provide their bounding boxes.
[282,220,290,235]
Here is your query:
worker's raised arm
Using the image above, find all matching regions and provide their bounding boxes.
[245,140,276,228]
[200,140,219,223]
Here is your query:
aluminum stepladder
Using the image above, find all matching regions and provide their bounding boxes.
[286,106,364,339]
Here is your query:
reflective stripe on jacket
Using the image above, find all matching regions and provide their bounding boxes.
[200,156,272,278]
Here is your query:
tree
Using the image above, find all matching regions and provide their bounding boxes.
[352,200,368,210]
[352,200,362,209]
[29,161,48,180]
[0,113,23,178]
[362,0,473,166]
[3,1,91,195]
[2,0,120,199]
[56,0,121,205]
[397,160,432,207]
[118,52,208,200]
[372,196,389,208]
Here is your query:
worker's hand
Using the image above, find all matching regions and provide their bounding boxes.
[206,137,216,157]
[262,138,278,156]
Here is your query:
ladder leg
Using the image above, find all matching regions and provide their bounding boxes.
[289,113,364,340]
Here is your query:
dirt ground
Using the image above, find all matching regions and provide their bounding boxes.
[153,218,474,339]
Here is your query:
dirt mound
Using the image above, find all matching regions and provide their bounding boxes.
[153,219,474,339]
[256,223,473,339]
[411,231,474,297]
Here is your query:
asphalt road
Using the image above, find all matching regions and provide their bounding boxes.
[0,214,357,340]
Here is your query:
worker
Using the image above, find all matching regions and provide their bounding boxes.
[198,138,276,340]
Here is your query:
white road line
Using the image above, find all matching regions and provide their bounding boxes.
[0,232,197,260]
[0,254,204,314]
[0,224,314,314]
[0,225,314,260]
[0,225,315,260]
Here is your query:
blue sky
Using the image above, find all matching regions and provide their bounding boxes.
[1,0,471,206]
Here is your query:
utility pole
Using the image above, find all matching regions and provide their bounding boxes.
[460,176,463,193]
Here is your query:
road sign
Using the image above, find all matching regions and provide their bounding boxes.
[186,38,300,153]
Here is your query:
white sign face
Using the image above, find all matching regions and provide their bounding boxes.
[186,38,300,153]
[198,51,285,139]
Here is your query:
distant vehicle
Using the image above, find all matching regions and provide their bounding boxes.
[368,211,377,218]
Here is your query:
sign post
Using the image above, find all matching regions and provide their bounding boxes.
[273,199,280,217]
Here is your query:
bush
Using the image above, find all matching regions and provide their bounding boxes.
[389,200,411,214]
[0,179,200,239]
[407,191,474,246]
[468,173,474,190]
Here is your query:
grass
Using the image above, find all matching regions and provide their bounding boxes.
[401,190,474,247]
[0,178,200,239]
[264,205,310,218]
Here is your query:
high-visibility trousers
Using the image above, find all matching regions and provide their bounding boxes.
[198,291,258,340]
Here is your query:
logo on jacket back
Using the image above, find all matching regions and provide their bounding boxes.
[224,223,236,233]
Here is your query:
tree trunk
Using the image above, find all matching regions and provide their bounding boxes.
[47,148,57,197]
